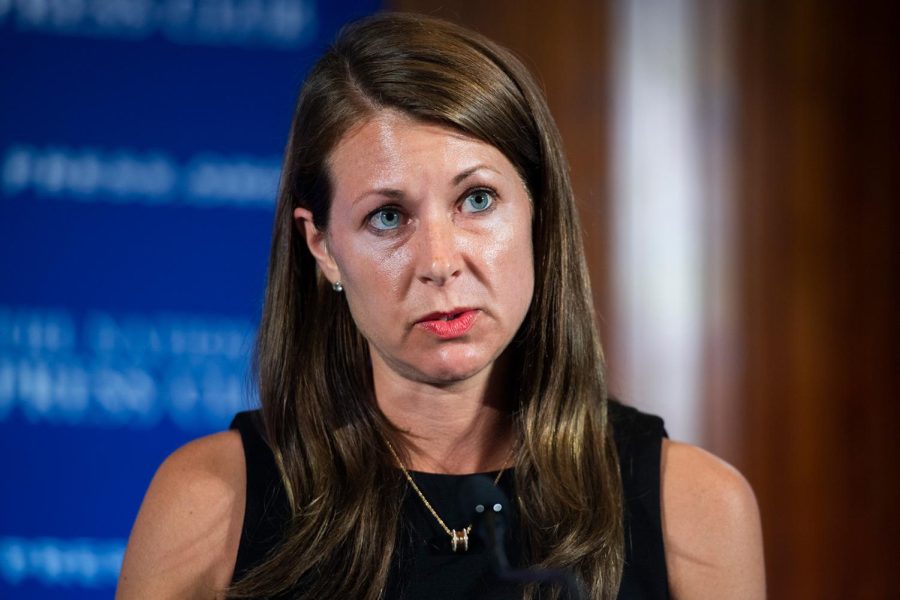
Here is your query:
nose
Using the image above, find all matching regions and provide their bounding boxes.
[415,214,462,286]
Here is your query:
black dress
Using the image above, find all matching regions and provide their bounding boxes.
[229,400,669,599]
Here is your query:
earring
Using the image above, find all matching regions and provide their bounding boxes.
[332,281,344,292]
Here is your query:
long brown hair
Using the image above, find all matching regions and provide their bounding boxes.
[231,12,623,600]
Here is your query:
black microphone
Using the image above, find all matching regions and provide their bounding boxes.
[459,475,511,573]
[459,475,588,600]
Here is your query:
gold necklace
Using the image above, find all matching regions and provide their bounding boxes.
[385,439,511,552]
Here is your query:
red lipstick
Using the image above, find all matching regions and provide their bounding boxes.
[416,309,478,339]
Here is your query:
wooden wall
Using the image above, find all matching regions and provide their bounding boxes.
[389,1,898,597]
[723,1,899,597]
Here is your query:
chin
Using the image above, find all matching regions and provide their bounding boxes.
[419,366,483,386]
[370,337,508,388]
[412,349,497,386]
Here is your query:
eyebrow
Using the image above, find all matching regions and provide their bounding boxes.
[452,164,500,185]
[352,188,403,207]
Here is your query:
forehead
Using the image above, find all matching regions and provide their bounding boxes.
[325,110,526,201]
[329,111,502,172]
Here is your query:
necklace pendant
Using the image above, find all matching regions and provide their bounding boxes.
[450,529,469,552]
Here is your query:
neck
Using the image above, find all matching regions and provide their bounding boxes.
[372,355,515,475]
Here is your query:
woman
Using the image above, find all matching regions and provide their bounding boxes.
[117,13,764,600]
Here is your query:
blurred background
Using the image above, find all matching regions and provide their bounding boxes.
[1,0,896,598]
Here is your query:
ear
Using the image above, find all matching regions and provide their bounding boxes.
[293,207,341,285]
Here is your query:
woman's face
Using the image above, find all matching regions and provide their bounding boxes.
[296,110,534,387]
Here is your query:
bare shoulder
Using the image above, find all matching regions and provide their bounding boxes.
[116,430,246,600]
[660,439,766,600]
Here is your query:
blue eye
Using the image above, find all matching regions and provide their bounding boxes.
[462,189,494,213]
[370,208,403,230]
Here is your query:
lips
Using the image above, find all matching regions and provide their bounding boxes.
[415,309,479,339]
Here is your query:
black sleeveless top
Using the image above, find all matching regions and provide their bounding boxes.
[229,401,669,599]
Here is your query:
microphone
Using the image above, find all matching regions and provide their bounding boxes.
[459,475,511,573]
[459,475,588,600]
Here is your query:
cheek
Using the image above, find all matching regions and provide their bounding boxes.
[338,235,410,287]
[374,244,414,296]
[336,239,413,327]
[478,216,516,263]
[477,228,507,265]
[485,219,535,306]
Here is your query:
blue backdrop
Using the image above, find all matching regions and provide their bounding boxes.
[0,1,380,597]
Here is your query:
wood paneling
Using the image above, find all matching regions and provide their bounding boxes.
[727,1,899,597]
[386,1,899,597]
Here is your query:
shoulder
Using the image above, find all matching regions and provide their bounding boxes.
[116,430,246,600]
[660,439,766,599]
